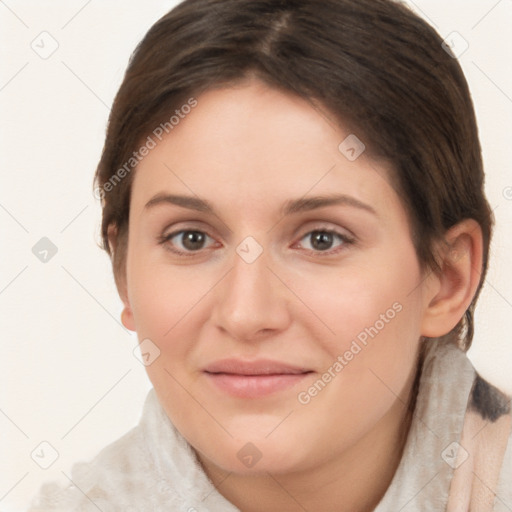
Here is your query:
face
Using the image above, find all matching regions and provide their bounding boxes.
[122,78,433,475]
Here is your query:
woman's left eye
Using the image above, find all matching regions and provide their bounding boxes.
[295,229,355,255]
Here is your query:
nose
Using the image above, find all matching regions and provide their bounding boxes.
[210,242,292,342]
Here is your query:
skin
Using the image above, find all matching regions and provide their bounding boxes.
[113,78,483,512]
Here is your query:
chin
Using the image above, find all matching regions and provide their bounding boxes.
[194,431,311,476]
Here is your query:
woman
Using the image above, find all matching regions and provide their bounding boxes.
[29,0,512,510]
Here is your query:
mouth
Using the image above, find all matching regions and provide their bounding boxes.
[203,358,314,398]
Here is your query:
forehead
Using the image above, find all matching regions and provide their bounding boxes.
[131,80,403,223]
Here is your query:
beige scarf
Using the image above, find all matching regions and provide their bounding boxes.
[28,337,512,511]
[447,373,511,510]
[375,337,512,511]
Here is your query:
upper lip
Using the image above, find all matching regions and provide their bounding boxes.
[203,358,312,375]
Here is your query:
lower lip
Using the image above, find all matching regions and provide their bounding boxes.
[204,372,312,399]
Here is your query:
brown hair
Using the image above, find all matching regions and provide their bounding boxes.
[93,0,494,352]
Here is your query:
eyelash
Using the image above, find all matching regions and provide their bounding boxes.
[157,226,356,258]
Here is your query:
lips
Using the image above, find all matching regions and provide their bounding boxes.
[203,358,312,376]
[203,358,313,398]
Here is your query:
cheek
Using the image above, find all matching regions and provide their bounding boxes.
[296,256,423,360]
[127,260,213,406]
[128,251,213,339]
[294,250,425,416]
[289,268,423,445]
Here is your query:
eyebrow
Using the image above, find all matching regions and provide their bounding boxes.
[144,193,378,217]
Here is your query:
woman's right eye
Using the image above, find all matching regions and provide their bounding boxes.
[158,230,217,256]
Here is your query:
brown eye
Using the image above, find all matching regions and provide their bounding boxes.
[159,230,215,254]
[297,229,355,255]
[179,231,208,251]
[310,231,336,251]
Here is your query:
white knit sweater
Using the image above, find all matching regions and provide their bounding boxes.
[28,337,512,511]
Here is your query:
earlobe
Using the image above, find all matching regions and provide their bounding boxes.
[421,219,483,338]
[107,223,135,331]
[121,305,136,331]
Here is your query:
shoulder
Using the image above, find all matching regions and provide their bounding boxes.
[26,389,204,511]
[471,375,512,508]
[27,425,157,511]
[496,427,512,510]
[463,372,512,507]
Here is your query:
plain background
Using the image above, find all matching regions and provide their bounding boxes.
[1,1,511,510]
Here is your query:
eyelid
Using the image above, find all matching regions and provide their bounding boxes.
[295,220,355,240]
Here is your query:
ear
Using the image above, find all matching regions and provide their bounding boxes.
[107,224,136,332]
[420,219,484,338]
